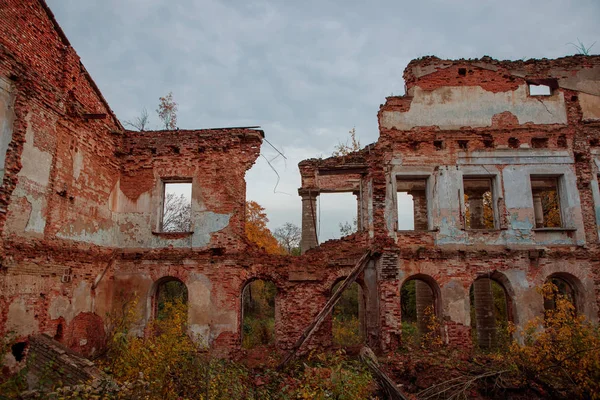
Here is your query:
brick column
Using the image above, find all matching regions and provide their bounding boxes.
[299,189,319,254]
[533,193,544,228]
[353,191,362,232]
[415,280,434,336]
[409,190,428,231]
[473,278,497,349]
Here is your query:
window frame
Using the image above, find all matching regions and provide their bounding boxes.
[395,174,432,232]
[462,175,499,230]
[529,174,565,230]
[159,178,193,233]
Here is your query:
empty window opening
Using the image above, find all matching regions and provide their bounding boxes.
[401,278,439,341]
[458,68,467,76]
[531,137,549,149]
[11,342,27,362]
[470,278,511,350]
[464,178,495,229]
[242,280,276,349]
[543,276,577,314]
[397,177,428,231]
[318,192,358,241]
[154,278,188,321]
[457,140,469,150]
[433,140,445,150]
[531,177,562,228]
[332,281,364,347]
[529,84,552,96]
[162,182,192,232]
[483,139,494,149]
[508,137,520,149]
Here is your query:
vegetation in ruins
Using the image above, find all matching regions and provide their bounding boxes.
[156,91,178,130]
[273,222,301,255]
[568,39,596,56]
[123,107,150,131]
[2,282,600,399]
[332,282,364,347]
[0,297,376,400]
[332,127,361,157]
[392,282,600,399]
[245,200,285,255]
[242,280,277,349]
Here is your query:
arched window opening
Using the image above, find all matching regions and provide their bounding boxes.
[242,280,276,349]
[543,275,577,314]
[401,278,438,341]
[470,278,510,350]
[154,278,188,321]
[332,281,365,347]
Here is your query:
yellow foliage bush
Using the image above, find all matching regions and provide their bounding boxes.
[333,315,363,347]
[507,283,600,399]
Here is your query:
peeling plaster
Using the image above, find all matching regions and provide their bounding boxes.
[382,85,567,130]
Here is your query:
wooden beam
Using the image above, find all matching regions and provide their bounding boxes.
[360,346,409,400]
[278,249,373,369]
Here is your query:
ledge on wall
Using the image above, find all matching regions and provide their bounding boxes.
[151,231,194,239]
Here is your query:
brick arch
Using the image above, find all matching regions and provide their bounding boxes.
[240,277,279,348]
[473,270,517,324]
[327,276,367,346]
[400,273,442,318]
[544,272,585,314]
[147,276,188,322]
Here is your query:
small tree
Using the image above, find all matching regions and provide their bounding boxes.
[339,217,358,236]
[332,127,361,157]
[245,201,284,254]
[273,222,301,255]
[157,92,178,130]
[124,107,150,131]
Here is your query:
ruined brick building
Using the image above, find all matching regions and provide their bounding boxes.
[1,0,600,370]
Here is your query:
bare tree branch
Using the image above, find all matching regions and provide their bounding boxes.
[124,107,150,131]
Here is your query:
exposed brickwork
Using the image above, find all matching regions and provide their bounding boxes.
[26,334,103,389]
[1,0,600,375]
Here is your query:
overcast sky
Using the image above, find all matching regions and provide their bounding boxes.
[47,0,599,242]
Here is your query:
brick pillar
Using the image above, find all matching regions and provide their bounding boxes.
[415,280,434,336]
[354,191,362,232]
[299,189,319,254]
[473,278,497,349]
[468,192,485,229]
[533,193,544,228]
[409,190,428,231]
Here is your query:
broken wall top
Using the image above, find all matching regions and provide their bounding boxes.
[379,55,600,133]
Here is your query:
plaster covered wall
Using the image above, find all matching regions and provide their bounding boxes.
[381,84,567,131]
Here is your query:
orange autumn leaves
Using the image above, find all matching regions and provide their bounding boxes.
[245,201,285,255]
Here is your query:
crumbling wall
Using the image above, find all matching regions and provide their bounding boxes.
[300,56,600,351]
[112,128,262,250]
[2,0,600,366]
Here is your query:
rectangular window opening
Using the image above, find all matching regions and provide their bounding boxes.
[463,178,495,229]
[162,181,192,232]
[397,177,428,231]
[318,192,358,241]
[530,177,562,228]
[529,84,552,96]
